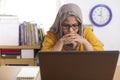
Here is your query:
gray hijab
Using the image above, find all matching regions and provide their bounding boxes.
[49,3,83,50]
[50,3,83,39]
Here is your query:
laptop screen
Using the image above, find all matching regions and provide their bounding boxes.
[38,51,119,80]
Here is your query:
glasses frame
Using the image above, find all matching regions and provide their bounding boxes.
[62,23,81,29]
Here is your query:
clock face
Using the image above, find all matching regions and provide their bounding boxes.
[90,4,112,27]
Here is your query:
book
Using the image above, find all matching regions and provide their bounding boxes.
[1,49,21,52]
[1,49,21,55]
[21,49,34,58]
[2,52,21,55]
[16,67,40,80]
[0,50,1,60]
[19,22,40,46]
[38,28,44,49]
[1,54,21,59]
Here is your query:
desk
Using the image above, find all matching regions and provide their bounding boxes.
[113,65,120,80]
[0,66,40,80]
[0,66,120,80]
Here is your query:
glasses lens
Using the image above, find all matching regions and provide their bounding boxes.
[62,23,80,29]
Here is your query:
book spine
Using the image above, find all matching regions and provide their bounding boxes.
[1,49,21,52]
[2,52,21,55]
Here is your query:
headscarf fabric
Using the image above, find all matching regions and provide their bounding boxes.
[50,3,83,39]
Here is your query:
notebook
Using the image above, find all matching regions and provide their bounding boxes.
[16,67,40,80]
[38,51,119,80]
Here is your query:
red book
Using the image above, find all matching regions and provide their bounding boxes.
[1,49,21,52]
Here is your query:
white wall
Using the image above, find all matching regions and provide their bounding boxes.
[0,0,57,33]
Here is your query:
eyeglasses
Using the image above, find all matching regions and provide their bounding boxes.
[62,23,80,29]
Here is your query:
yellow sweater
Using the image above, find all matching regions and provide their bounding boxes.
[41,28,104,51]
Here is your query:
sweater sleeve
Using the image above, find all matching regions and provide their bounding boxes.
[41,31,58,51]
[84,28,104,51]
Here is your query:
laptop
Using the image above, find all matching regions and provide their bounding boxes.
[38,51,119,80]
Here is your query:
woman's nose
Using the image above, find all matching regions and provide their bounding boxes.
[69,27,74,32]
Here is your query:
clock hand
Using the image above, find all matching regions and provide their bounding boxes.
[100,10,102,16]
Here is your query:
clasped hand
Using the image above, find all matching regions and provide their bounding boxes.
[61,33,84,48]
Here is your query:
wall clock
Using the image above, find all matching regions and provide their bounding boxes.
[89,4,112,27]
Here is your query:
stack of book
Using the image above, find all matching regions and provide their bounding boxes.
[19,21,39,46]
[1,49,21,59]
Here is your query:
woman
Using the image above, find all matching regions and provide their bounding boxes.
[41,3,104,51]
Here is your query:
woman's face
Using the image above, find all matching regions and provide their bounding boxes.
[62,16,80,35]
